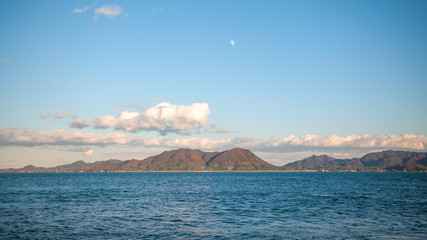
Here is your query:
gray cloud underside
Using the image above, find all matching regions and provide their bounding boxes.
[1,128,425,152]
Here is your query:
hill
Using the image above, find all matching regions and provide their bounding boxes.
[284,150,427,172]
[1,148,281,172]
[3,149,426,173]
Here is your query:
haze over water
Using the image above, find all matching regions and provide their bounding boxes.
[1,172,426,239]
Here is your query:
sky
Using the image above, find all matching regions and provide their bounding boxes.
[1,0,427,168]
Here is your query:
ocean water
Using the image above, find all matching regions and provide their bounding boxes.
[0,172,426,239]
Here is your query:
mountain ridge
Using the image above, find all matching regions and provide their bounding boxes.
[1,148,283,172]
[284,150,427,172]
[2,149,427,173]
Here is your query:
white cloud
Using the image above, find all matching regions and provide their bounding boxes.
[1,129,425,154]
[258,134,427,152]
[0,128,133,147]
[230,40,235,46]
[128,134,427,152]
[92,102,211,135]
[70,118,93,129]
[0,128,243,149]
[84,149,94,157]
[94,5,127,22]
[95,5,123,17]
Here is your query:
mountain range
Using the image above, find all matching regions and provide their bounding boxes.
[1,149,426,173]
[285,150,427,172]
[1,148,284,173]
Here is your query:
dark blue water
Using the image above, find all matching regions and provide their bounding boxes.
[0,173,426,239]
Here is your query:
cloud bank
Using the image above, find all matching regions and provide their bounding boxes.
[1,128,425,152]
[256,134,427,152]
[0,129,132,147]
[70,102,211,135]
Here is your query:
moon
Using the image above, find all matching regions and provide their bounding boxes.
[230,40,235,46]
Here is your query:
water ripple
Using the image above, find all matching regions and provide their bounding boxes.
[0,172,426,239]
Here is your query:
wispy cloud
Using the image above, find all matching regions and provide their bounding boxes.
[151,97,164,103]
[114,104,144,110]
[71,102,211,135]
[73,6,90,13]
[94,5,127,22]
[72,2,126,23]
[205,124,237,134]
[40,113,50,119]
[69,76,92,86]
[72,1,96,13]
[55,112,68,119]
[150,7,165,15]
[40,112,73,119]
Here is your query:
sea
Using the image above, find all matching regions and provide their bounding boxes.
[0,172,426,239]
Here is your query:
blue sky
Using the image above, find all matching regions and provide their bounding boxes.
[1,0,426,168]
